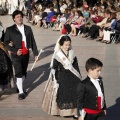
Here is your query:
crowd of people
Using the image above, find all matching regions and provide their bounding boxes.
[1,0,120,44]
[10,0,120,44]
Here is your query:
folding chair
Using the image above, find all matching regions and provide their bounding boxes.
[76,28,81,36]
[47,15,57,28]
[110,33,120,43]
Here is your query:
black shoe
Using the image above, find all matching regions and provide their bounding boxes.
[18,93,26,100]
[96,39,102,42]
[23,89,27,95]
[105,41,111,44]
[16,88,27,95]
[86,37,94,40]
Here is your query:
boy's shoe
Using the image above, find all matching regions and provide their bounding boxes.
[18,93,26,100]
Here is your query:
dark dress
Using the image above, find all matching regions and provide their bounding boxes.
[42,49,81,116]
[0,44,13,88]
[52,51,81,110]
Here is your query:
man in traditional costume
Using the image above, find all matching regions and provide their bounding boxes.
[4,10,38,100]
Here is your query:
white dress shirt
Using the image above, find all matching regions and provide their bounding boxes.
[17,24,27,48]
[89,76,104,108]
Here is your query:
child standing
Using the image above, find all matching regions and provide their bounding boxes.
[77,58,106,120]
[42,35,82,117]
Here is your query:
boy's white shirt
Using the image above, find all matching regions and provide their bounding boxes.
[89,75,104,108]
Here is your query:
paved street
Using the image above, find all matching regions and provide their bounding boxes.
[0,15,120,120]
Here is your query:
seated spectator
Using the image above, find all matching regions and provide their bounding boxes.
[59,1,67,13]
[87,9,111,40]
[80,10,103,38]
[53,13,67,31]
[83,6,90,21]
[53,0,59,12]
[97,3,105,16]
[66,0,74,9]
[80,11,96,38]
[36,9,47,27]
[100,0,108,9]
[106,0,116,12]
[42,7,55,28]
[114,12,120,34]
[83,1,89,8]
[29,7,39,25]
[70,10,85,36]
[65,9,75,24]
[44,4,51,13]
[101,12,116,44]
[117,0,120,7]
[91,11,104,23]
[59,9,75,34]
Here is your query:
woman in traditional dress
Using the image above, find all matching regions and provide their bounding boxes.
[0,21,5,42]
[42,35,82,118]
[0,41,13,92]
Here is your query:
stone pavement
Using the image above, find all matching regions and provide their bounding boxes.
[0,15,120,120]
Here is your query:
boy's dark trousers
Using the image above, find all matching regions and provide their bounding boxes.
[85,111,106,120]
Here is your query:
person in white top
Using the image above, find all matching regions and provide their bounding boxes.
[59,1,67,13]
[19,0,25,11]
[8,0,18,14]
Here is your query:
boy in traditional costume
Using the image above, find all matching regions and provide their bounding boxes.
[77,58,106,120]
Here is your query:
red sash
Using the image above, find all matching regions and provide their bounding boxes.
[21,41,29,55]
[84,97,102,114]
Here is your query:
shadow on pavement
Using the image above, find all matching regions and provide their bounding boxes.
[25,62,50,95]
[25,44,56,94]
[29,44,55,63]
[106,97,120,120]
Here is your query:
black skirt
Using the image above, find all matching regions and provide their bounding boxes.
[52,57,81,110]
[0,48,13,85]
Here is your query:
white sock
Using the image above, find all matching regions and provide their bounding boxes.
[16,78,23,94]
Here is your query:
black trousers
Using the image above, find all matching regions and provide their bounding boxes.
[82,25,89,34]
[11,53,29,78]
[89,25,100,39]
[85,111,106,120]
